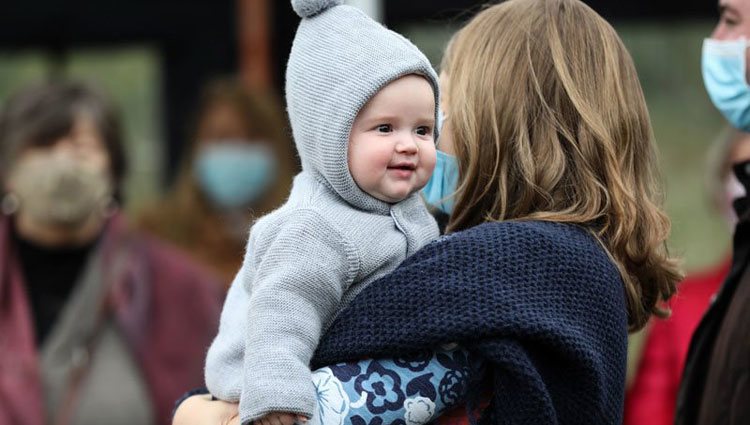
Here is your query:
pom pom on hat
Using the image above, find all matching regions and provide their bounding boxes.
[291,0,344,18]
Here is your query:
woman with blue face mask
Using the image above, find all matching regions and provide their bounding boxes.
[678,2,750,423]
[137,79,298,286]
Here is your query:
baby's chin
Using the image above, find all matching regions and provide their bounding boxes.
[372,189,423,204]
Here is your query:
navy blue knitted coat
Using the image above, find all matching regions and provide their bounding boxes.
[312,221,628,425]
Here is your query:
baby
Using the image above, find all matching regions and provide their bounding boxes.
[203,0,441,424]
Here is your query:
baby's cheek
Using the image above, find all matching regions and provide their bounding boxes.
[423,147,438,174]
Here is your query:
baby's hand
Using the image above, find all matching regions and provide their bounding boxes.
[254,412,308,425]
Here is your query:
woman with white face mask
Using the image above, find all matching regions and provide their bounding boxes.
[137,79,297,286]
[0,81,223,425]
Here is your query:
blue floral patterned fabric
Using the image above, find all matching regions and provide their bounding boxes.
[172,346,477,425]
[308,345,478,425]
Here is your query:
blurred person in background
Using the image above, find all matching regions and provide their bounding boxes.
[677,0,750,422]
[137,78,296,286]
[625,128,750,425]
[0,80,222,425]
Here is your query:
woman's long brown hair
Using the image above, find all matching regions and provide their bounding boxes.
[442,0,682,331]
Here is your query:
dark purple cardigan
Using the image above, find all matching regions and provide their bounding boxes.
[0,214,223,425]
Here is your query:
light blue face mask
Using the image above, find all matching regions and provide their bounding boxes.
[422,150,459,215]
[422,109,460,215]
[702,38,750,131]
[193,141,278,210]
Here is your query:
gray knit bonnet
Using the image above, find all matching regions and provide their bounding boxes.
[286,0,440,214]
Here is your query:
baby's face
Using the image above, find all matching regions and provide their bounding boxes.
[348,75,437,203]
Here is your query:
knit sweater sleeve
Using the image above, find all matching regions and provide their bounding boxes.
[239,209,359,424]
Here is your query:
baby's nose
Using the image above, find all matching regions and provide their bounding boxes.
[395,135,419,153]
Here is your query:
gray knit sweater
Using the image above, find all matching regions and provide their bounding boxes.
[204,1,441,422]
[204,173,438,421]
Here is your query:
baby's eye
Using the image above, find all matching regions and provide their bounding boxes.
[376,124,393,133]
[416,126,432,136]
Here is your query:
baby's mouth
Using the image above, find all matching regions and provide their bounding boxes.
[388,162,417,171]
